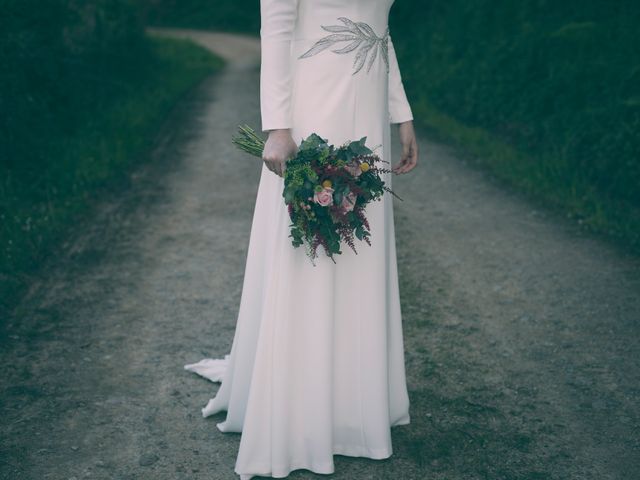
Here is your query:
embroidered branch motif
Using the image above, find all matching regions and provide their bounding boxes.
[299,17,390,75]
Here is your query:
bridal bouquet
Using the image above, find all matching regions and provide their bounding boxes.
[232,125,401,264]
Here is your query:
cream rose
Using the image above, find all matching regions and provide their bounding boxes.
[313,187,334,207]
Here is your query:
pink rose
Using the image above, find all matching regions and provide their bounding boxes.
[344,160,362,178]
[341,191,357,212]
[313,187,334,207]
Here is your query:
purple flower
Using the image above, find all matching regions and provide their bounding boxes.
[344,160,362,178]
[341,191,357,212]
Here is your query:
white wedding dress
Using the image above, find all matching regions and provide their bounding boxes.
[184,0,414,478]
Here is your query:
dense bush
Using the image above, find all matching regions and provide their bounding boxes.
[390,0,640,241]
[1,0,146,173]
[0,0,147,275]
[0,0,221,309]
[138,0,260,32]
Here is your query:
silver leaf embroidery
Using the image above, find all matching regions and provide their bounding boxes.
[299,17,390,75]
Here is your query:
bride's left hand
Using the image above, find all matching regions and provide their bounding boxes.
[392,121,418,174]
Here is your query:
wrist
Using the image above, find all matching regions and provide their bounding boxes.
[268,128,291,137]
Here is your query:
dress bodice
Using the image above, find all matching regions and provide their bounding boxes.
[259,0,411,132]
[294,0,395,42]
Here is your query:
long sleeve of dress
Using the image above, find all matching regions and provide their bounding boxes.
[387,34,414,124]
[260,0,298,132]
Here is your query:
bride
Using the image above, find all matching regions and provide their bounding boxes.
[185,0,418,478]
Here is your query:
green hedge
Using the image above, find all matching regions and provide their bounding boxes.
[390,0,640,248]
[138,0,260,32]
[1,0,146,165]
[1,0,222,311]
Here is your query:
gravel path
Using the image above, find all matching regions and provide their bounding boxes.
[1,30,639,480]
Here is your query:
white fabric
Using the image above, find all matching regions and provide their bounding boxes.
[387,35,414,124]
[185,1,412,478]
[184,355,230,382]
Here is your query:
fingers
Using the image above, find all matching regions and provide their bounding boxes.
[395,120,419,174]
[394,159,410,174]
[263,158,275,174]
[391,158,405,174]
[263,129,296,178]
[392,145,411,173]
[263,158,276,175]
[274,159,283,177]
[262,156,285,177]
[393,140,418,174]
[392,152,408,174]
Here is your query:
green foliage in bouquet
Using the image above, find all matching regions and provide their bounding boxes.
[233,125,401,264]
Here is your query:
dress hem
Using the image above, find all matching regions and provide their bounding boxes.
[235,445,394,479]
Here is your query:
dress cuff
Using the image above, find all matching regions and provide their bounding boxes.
[389,106,414,124]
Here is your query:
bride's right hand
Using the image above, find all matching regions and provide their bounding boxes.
[262,129,298,177]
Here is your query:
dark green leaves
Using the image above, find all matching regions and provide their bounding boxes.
[299,133,328,153]
[348,137,372,156]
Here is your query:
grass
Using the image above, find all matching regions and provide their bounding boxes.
[410,100,640,251]
[0,35,224,314]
